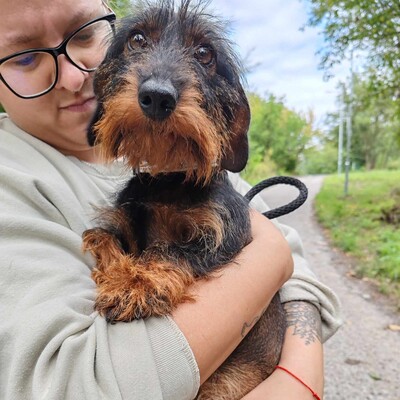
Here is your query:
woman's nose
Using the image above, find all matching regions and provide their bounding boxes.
[54,55,89,93]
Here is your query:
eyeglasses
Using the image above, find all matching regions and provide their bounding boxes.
[0,13,116,99]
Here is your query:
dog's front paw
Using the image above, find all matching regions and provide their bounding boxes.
[92,257,196,323]
[82,227,126,271]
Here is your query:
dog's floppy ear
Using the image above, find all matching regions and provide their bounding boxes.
[87,103,104,146]
[221,86,250,172]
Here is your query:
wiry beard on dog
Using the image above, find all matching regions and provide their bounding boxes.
[94,72,226,184]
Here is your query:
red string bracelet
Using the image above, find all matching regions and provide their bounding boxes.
[275,365,321,400]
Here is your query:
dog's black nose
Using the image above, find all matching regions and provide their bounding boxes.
[138,79,178,121]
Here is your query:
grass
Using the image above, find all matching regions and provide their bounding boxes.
[314,170,400,304]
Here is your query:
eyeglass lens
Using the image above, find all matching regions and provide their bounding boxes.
[0,19,112,98]
[66,19,112,71]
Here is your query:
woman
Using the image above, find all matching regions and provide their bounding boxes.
[0,0,341,398]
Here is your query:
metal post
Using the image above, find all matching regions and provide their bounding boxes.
[344,50,354,196]
[338,86,344,175]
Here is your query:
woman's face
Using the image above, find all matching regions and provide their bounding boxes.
[0,0,109,161]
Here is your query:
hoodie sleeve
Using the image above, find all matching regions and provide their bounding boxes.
[228,172,342,342]
[0,125,199,400]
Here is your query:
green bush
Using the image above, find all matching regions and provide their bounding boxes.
[298,143,338,175]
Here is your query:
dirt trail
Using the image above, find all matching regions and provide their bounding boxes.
[260,175,400,400]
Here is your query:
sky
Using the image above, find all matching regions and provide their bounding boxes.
[208,0,350,129]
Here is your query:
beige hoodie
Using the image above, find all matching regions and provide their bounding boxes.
[0,114,341,400]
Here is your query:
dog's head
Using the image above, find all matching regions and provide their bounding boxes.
[88,0,250,183]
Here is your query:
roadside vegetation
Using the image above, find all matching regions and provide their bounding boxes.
[314,171,400,304]
[240,0,400,306]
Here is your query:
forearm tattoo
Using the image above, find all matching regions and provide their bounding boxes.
[284,301,322,345]
[241,305,268,338]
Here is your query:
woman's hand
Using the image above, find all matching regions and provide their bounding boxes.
[242,301,324,399]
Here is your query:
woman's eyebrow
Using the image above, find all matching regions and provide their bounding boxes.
[4,9,97,50]
[6,33,36,49]
[0,32,38,58]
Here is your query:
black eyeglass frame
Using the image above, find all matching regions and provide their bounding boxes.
[0,13,116,99]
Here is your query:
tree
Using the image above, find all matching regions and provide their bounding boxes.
[298,112,338,175]
[244,93,313,180]
[324,73,400,171]
[351,74,400,169]
[304,0,400,103]
[108,0,132,17]
[299,142,338,175]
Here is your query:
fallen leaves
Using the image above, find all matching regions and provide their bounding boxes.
[387,324,400,332]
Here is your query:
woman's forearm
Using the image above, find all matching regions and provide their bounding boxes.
[242,301,324,399]
[172,211,294,384]
[279,301,324,394]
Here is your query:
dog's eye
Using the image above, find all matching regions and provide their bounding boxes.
[194,46,214,65]
[128,32,148,50]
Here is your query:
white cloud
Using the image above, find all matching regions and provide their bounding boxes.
[209,0,351,128]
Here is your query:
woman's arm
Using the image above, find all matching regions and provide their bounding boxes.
[242,301,324,399]
[228,172,342,342]
[173,210,294,384]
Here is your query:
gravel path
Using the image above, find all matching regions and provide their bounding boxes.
[260,175,400,400]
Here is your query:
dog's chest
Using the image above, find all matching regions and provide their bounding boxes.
[116,172,252,275]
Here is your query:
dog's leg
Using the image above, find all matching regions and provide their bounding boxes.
[196,293,286,399]
[83,228,196,322]
[196,364,264,400]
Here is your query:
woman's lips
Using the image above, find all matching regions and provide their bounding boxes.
[61,96,96,112]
